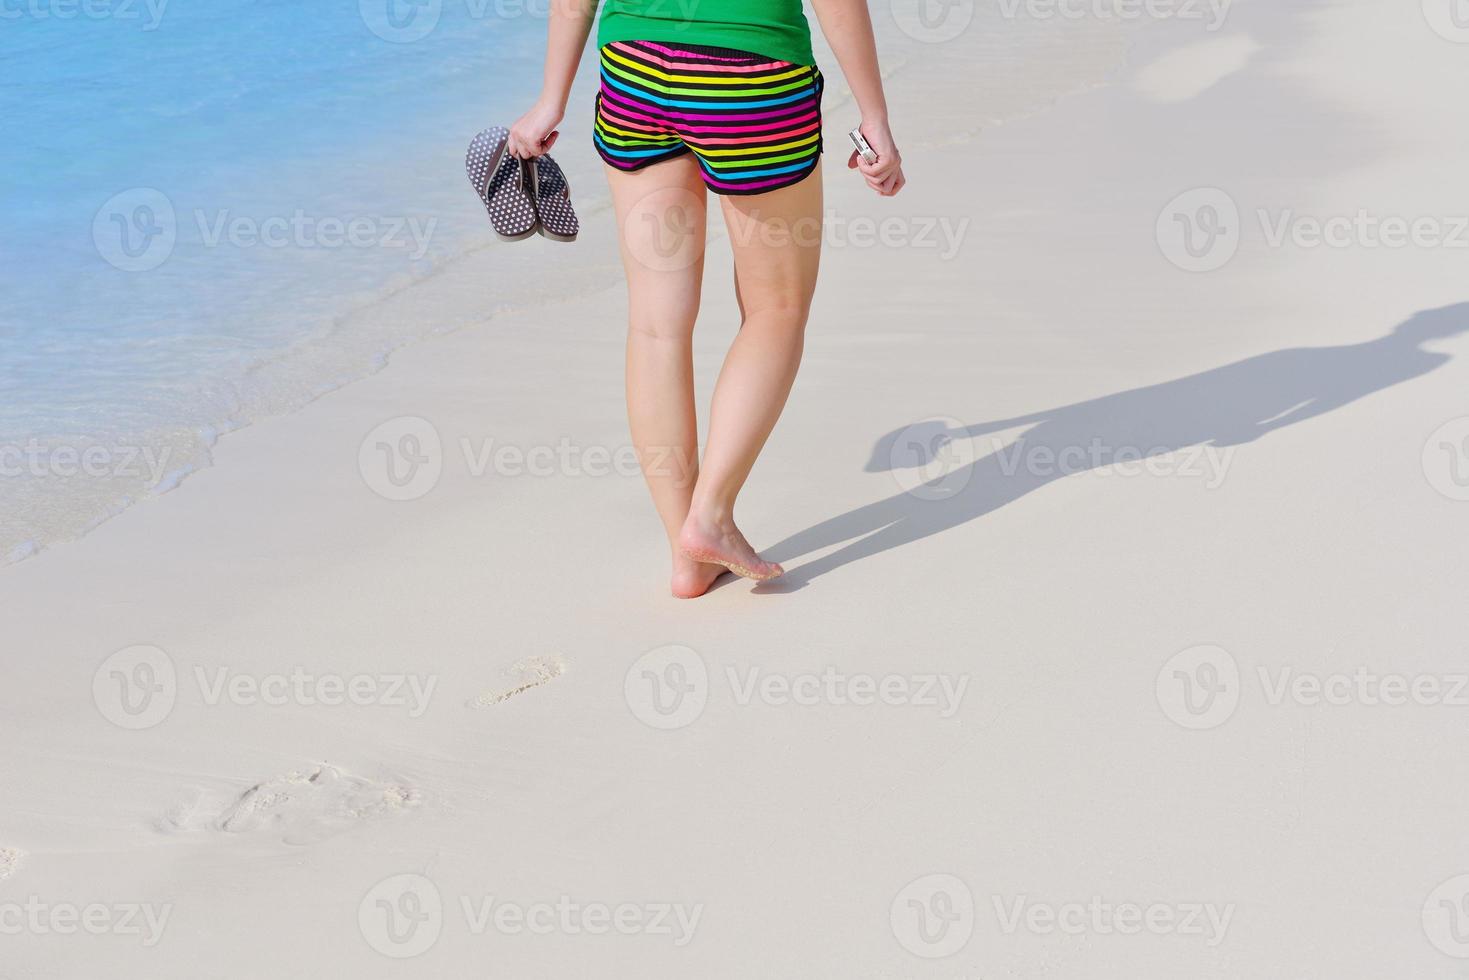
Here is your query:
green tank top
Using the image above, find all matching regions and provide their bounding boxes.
[597,0,816,67]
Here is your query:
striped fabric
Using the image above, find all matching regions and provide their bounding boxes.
[594,40,824,196]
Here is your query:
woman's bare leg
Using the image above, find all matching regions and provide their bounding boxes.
[606,157,727,598]
[679,164,824,580]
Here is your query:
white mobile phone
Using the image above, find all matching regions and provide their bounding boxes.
[849,127,878,165]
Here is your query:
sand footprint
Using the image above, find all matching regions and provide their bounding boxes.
[0,848,24,879]
[469,655,566,707]
[161,764,419,846]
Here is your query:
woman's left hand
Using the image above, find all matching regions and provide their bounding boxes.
[848,118,906,197]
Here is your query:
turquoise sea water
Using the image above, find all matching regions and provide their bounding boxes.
[1,0,553,558]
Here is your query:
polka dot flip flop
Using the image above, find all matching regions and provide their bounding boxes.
[529,154,579,243]
[465,126,539,242]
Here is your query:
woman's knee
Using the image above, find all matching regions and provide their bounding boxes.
[628,301,699,343]
[740,300,811,336]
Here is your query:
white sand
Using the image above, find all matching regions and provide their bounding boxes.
[5,1,1469,976]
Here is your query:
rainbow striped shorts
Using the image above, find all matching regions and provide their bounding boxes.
[594,40,825,196]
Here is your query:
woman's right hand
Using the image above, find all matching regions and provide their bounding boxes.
[508,97,565,158]
[848,118,906,197]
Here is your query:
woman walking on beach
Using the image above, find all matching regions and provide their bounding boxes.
[509,0,905,597]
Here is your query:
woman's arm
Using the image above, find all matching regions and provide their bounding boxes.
[809,0,905,196]
[507,0,598,159]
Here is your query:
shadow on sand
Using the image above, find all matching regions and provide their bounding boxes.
[758,304,1468,590]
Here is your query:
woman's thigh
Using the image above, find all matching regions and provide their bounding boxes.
[717,163,824,319]
[605,156,709,332]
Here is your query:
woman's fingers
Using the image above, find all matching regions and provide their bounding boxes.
[857,156,902,184]
[506,116,559,158]
[847,125,908,195]
[861,162,895,189]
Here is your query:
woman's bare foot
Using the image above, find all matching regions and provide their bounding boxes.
[678,513,784,582]
[670,554,728,599]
